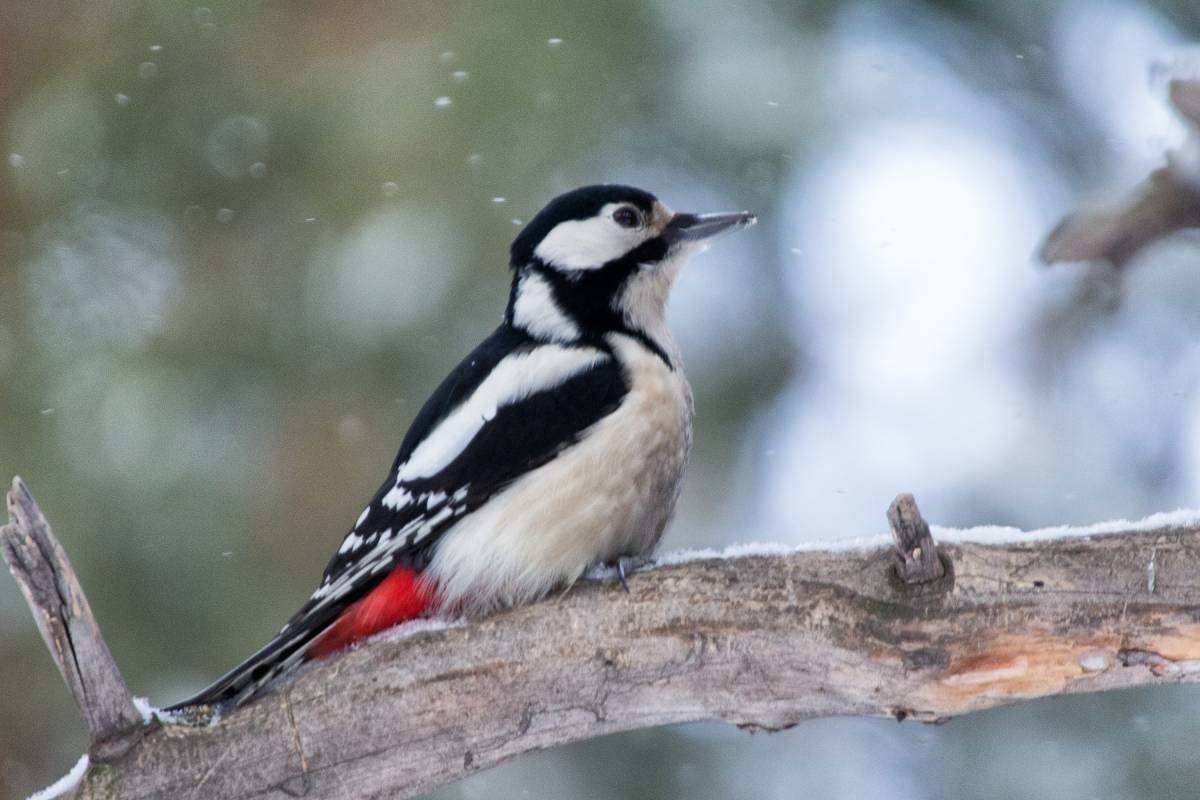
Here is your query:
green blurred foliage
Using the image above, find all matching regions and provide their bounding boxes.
[0,3,797,796]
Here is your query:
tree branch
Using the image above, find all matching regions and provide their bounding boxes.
[0,477,144,761]
[7,480,1200,799]
[1041,77,1200,267]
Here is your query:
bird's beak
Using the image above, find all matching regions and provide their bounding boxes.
[662,211,757,243]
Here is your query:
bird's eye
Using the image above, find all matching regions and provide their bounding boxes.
[612,207,640,228]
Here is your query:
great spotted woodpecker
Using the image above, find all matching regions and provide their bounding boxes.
[167,184,755,710]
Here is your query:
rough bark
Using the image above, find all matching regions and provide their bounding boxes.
[888,493,946,584]
[0,478,144,761]
[7,479,1200,800]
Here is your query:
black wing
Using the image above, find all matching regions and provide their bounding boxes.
[310,329,629,604]
[167,325,628,709]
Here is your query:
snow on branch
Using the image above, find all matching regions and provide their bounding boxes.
[7,478,1200,800]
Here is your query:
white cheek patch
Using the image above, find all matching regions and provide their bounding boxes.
[512,272,580,341]
[534,203,644,270]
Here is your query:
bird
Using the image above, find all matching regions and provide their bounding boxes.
[166,184,756,711]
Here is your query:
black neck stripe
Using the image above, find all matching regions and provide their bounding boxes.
[622,329,673,369]
[511,260,675,370]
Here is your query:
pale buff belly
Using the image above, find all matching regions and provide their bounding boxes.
[426,334,693,613]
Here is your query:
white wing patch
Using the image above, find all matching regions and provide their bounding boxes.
[395,345,607,481]
[382,485,412,510]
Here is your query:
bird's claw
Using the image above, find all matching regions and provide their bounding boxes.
[617,557,631,593]
[612,555,650,593]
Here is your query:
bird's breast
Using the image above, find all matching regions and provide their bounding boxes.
[426,333,693,612]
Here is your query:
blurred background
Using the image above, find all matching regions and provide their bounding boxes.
[3,1,1200,798]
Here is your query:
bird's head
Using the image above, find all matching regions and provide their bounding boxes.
[506,184,755,356]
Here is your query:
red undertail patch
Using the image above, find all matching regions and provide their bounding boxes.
[310,567,434,658]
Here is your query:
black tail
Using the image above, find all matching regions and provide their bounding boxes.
[166,529,410,711]
[165,598,348,711]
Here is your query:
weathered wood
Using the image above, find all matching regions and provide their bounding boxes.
[72,520,1200,799]
[1,477,145,760]
[1041,77,1200,267]
[7,478,1200,800]
[888,493,945,584]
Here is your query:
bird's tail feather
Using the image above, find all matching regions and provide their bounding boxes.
[163,600,344,711]
[165,566,434,711]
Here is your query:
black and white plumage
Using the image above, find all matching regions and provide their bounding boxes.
[168,184,755,710]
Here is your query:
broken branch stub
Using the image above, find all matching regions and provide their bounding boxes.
[0,477,144,760]
[888,493,946,584]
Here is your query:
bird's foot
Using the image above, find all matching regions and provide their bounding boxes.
[611,554,652,593]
